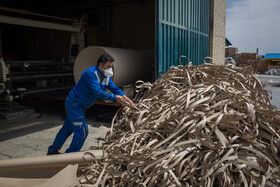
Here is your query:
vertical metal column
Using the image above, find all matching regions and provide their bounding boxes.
[0,25,2,58]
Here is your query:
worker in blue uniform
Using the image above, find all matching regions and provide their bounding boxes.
[47,53,135,155]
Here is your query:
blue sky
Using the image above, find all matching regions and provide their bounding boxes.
[226,0,280,55]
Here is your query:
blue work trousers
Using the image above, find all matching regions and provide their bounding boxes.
[48,96,89,153]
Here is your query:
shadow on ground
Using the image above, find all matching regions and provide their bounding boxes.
[0,99,120,142]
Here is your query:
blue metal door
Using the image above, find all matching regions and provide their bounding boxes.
[156,0,210,77]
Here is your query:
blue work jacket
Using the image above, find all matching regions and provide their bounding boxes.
[68,66,125,109]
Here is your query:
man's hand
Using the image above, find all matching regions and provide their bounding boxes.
[116,95,125,104]
[122,95,135,108]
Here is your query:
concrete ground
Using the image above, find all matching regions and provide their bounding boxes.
[266,86,280,109]
[258,74,280,109]
[0,100,118,160]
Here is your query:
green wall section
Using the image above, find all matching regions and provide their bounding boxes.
[156,0,210,77]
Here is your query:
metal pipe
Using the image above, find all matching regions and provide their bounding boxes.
[6,60,59,64]
[6,61,74,67]
[10,73,73,82]
[6,61,59,68]
[10,70,73,76]
[0,15,81,32]
[0,6,77,22]
[19,85,73,99]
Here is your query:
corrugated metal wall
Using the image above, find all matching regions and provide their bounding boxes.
[156,0,210,77]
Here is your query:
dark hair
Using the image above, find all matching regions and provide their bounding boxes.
[97,53,115,66]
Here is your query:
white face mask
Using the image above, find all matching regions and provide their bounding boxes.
[102,67,114,77]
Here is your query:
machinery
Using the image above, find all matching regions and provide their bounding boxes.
[0,8,86,120]
[0,57,11,102]
[0,8,86,102]
[0,58,75,102]
[0,57,78,121]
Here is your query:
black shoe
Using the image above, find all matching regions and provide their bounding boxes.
[47,150,61,155]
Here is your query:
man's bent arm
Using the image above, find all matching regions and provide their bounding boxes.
[85,72,116,102]
[107,78,126,96]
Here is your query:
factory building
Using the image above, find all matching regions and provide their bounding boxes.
[0,0,226,114]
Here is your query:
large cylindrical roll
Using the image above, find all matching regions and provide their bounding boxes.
[74,46,153,86]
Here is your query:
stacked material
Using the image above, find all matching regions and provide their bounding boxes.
[256,60,269,72]
[234,53,257,67]
[240,53,257,61]
[80,63,280,186]
[238,59,268,74]
[225,46,238,58]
